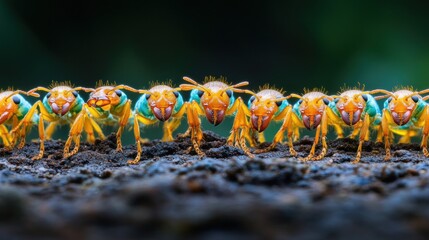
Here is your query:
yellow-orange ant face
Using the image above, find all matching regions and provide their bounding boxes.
[298,92,327,130]
[146,85,180,122]
[180,77,249,126]
[47,86,79,116]
[87,86,122,111]
[199,82,233,126]
[0,91,20,124]
[388,90,420,126]
[250,99,279,132]
[248,90,284,132]
[335,90,367,126]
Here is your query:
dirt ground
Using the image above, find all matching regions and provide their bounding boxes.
[0,131,429,240]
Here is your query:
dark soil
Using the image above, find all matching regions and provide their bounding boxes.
[1,132,429,240]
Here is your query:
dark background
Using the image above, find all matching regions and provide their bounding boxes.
[1,0,429,139]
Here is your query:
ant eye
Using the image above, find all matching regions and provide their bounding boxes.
[362,94,368,102]
[226,89,232,98]
[46,92,52,98]
[115,90,122,97]
[197,90,204,98]
[387,97,392,103]
[275,100,283,107]
[323,98,330,105]
[145,94,151,100]
[173,91,179,98]
[72,91,78,97]
[12,95,20,105]
[298,99,303,105]
[249,96,255,103]
[411,95,419,103]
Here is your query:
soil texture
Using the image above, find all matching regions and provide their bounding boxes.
[1,132,429,239]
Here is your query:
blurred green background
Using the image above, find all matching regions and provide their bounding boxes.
[1,0,429,141]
